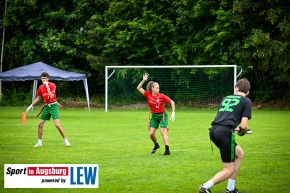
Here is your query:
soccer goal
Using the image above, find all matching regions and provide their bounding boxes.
[105,65,238,112]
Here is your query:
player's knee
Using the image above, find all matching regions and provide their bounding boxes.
[224,168,234,177]
[149,131,155,137]
[38,122,44,128]
[161,132,167,137]
[237,150,244,159]
[54,123,61,129]
[160,129,167,135]
[235,146,244,159]
[227,170,234,178]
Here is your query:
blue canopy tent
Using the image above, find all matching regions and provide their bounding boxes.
[0,62,90,112]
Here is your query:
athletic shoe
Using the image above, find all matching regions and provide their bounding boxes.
[225,188,242,193]
[34,143,42,147]
[199,185,211,193]
[163,150,170,155]
[64,139,71,147]
[151,144,160,154]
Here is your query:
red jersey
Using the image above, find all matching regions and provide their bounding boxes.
[36,82,57,104]
[143,91,171,113]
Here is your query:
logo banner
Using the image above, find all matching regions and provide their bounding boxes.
[4,164,99,188]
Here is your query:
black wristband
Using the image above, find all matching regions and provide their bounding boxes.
[237,126,245,136]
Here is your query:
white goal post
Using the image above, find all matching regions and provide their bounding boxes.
[105,65,238,112]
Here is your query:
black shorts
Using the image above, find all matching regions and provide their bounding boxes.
[210,125,236,163]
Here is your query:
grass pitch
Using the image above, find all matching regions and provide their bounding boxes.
[0,107,290,193]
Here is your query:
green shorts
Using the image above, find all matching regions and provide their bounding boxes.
[149,111,168,129]
[40,103,60,121]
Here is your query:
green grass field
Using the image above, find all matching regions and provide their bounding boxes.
[0,107,290,193]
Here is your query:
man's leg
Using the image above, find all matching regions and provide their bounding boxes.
[211,162,234,184]
[54,119,70,146]
[226,145,244,191]
[34,120,45,147]
[230,145,244,179]
[54,119,66,138]
[200,162,234,191]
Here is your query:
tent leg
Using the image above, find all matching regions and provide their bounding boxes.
[83,78,90,113]
[32,80,38,112]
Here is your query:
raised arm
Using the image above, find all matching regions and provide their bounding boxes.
[43,81,54,99]
[32,95,42,106]
[137,73,149,95]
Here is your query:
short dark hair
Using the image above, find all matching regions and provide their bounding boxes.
[236,78,250,93]
[41,72,49,78]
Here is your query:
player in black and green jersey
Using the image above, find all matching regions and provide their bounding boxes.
[199,78,251,193]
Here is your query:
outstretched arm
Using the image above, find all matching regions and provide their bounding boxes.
[26,96,41,113]
[32,96,41,106]
[137,73,149,95]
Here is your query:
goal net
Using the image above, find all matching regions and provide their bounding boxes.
[105,65,237,112]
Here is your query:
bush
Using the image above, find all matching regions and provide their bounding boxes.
[253,89,283,103]
[0,88,31,106]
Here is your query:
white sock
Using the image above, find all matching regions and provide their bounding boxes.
[227,179,235,191]
[38,139,42,144]
[203,180,214,189]
[64,138,68,141]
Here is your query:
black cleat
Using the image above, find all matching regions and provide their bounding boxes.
[163,150,170,155]
[225,188,242,193]
[151,143,160,154]
[199,185,211,193]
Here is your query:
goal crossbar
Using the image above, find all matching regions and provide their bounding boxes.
[105,65,237,112]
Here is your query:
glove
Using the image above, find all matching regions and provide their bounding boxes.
[26,104,33,113]
[236,126,246,136]
[43,81,49,88]
[247,129,253,134]
[170,112,175,121]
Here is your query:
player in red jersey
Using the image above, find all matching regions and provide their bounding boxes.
[26,72,70,147]
[137,73,175,155]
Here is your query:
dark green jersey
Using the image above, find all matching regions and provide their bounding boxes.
[211,95,252,128]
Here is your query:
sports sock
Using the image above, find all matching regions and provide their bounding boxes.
[203,180,214,189]
[163,145,170,155]
[227,179,235,191]
[165,145,169,151]
[151,143,159,154]
[38,139,42,144]
[154,143,160,150]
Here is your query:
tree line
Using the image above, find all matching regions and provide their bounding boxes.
[0,0,289,105]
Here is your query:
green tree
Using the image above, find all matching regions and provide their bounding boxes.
[175,0,290,101]
[230,0,290,101]
[2,0,110,97]
[88,0,181,66]
[1,0,289,104]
